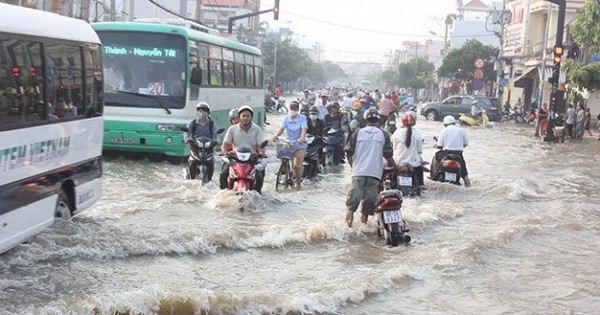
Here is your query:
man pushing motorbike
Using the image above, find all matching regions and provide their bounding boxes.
[184,102,220,180]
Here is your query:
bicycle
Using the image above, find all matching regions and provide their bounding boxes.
[274,138,297,190]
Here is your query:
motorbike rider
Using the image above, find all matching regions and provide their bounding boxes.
[316,94,329,120]
[392,111,425,189]
[344,108,406,227]
[184,102,220,180]
[470,101,483,124]
[272,100,308,191]
[307,105,326,137]
[229,108,240,125]
[324,102,348,164]
[431,116,471,187]
[378,92,395,127]
[220,105,266,193]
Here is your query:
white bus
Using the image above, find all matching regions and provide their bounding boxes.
[92,20,265,160]
[0,4,104,254]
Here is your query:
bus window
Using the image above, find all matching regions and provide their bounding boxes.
[223,61,234,86]
[83,43,103,117]
[209,59,223,86]
[254,67,262,88]
[45,43,83,117]
[0,38,44,126]
[245,65,254,87]
[234,63,244,86]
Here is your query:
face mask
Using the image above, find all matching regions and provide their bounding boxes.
[197,111,207,120]
[289,110,298,117]
[309,114,318,120]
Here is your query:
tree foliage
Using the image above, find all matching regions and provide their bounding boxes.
[261,38,346,86]
[570,0,600,56]
[566,0,600,91]
[437,39,496,83]
[381,58,435,90]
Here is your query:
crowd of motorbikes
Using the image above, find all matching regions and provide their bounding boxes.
[178,92,475,247]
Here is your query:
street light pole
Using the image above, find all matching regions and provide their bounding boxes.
[273,40,278,87]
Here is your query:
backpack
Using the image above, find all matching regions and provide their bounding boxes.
[191,118,214,139]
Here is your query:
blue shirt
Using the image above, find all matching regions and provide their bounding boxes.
[281,114,308,149]
[186,118,218,141]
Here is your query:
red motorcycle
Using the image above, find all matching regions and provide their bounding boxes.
[222,141,268,193]
[376,167,411,246]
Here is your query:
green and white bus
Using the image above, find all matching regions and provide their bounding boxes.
[92,20,265,158]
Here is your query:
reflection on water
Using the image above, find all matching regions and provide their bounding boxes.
[2,117,600,314]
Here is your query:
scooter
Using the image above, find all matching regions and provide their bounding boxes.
[302,134,325,180]
[222,140,268,193]
[376,176,411,246]
[386,110,398,135]
[323,128,342,167]
[458,110,489,127]
[182,128,224,185]
[430,151,462,185]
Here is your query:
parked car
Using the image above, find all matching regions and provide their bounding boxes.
[419,95,501,122]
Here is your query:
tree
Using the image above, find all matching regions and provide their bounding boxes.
[437,39,496,88]
[397,57,435,90]
[566,0,600,92]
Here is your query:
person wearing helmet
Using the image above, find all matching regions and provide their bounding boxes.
[272,100,308,191]
[324,102,348,164]
[341,92,355,111]
[220,105,266,193]
[307,105,326,137]
[403,93,415,107]
[343,108,407,227]
[392,111,425,189]
[432,115,471,187]
[470,100,483,124]
[184,102,219,180]
[361,91,376,108]
[228,108,240,125]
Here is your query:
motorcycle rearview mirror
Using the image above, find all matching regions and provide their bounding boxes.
[259,140,268,149]
[217,128,225,134]
[180,127,190,132]
[190,67,202,85]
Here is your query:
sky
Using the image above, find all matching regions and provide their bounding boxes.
[256,0,459,63]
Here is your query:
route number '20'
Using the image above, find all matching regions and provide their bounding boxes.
[148,82,165,95]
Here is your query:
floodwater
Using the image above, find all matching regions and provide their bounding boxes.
[2,113,600,315]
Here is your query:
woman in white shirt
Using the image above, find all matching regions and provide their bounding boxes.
[391,111,425,188]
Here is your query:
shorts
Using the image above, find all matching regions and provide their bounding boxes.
[435,150,468,178]
[345,176,381,216]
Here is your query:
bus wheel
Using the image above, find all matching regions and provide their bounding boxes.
[55,190,72,220]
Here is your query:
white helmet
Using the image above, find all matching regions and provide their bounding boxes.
[443,115,456,125]
[238,105,254,117]
[196,102,210,113]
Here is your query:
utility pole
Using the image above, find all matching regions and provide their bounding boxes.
[543,0,566,142]
[80,0,90,21]
[535,4,551,137]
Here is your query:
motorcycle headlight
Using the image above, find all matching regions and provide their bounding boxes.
[204,141,212,148]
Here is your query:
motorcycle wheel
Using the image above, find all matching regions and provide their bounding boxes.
[385,223,401,246]
[278,105,288,114]
[200,165,209,185]
[276,161,290,190]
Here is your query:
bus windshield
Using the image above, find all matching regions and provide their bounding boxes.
[97,31,187,109]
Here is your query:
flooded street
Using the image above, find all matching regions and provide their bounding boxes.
[2,113,600,315]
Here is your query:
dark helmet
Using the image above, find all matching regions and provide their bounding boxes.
[309,105,319,113]
[363,108,380,123]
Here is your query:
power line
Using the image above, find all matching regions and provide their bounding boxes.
[204,0,231,20]
[145,0,209,26]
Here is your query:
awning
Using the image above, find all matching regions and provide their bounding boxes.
[512,67,537,88]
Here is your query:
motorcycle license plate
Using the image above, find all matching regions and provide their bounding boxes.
[445,172,457,182]
[383,210,401,223]
[110,137,135,144]
[398,176,412,187]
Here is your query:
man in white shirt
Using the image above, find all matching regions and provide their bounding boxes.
[565,104,576,138]
[431,115,471,187]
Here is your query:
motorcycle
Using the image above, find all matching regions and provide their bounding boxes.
[524,109,537,124]
[302,134,325,180]
[222,140,268,193]
[376,168,411,246]
[323,128,342,167]
[182,127,224,185]
[265,97,287,114]
[385,110,398,135]
[458,110,489,127]
[513,106,526,123]
[430,149,462,187]
[396,166,421,197]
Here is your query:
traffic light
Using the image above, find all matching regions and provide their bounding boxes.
[11,66,20,78]
[548,63,561,84]
[273,0,279,20]
[553,45,563,64]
